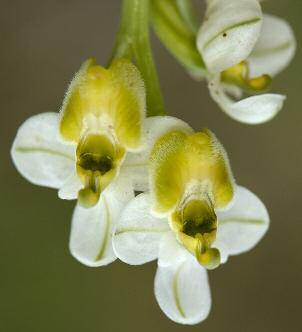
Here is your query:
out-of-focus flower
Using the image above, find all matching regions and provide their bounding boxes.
[197,0,296,124]
[11,59,150,266]
[113,123,269,324]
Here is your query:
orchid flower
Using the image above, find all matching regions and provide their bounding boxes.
[11,58,153,266]
[113,122,269,324]
[197,0,296,124]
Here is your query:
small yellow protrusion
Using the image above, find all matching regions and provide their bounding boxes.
[221,61,271,93]
[78,187,100,208]
[195,239,220,270]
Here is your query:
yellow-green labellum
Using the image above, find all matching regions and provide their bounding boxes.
[150,129,235,214]
[58,57,146,206]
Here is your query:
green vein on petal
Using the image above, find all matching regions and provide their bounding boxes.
[95,197,110,261]
[115,228,168,235]
[251,41,293,57]
[15,146,74,162]
[173,263,186,319]
[204,17,261,49]
[123,162,148,168]
[219,217,266,225]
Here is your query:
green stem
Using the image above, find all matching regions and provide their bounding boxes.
[132,0,165,116]
[111,0,165,116]
[109,0,134,61]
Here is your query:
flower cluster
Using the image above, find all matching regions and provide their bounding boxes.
[11,0,295,326]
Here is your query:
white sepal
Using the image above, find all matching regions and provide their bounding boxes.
[69,175,134,267]
[158,232,188,267]
[113,193,169,265]
[155,257,211,325]
[120,156,149,192]
[209,76,285,124]
[58,169,83,200]
[249,14,296,77]
[11,112,75,189]
[215,186,269,263]
[197,0,262,73]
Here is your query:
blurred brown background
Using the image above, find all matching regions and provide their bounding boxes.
[1,1,301,331]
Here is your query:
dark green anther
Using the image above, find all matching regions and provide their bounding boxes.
[78,154,113,175]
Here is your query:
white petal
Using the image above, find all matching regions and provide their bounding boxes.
[228,94,285,124]
[209,76,285,124]
[197,0,262,73]
[249,14,296,77]
[158,232,188,267]
[122,116,193,192]
[215,186,269,263]
[120,157,149,192]
[58,169,83,200]
[155,257,211,325]
[113,193,169,265]
[69,176,134,267]
[11,112,76,189]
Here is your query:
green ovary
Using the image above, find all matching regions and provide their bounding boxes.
[76,133,125,208]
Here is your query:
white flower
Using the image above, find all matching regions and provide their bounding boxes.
[113,123,269,324]
[11,58,153,266]
[197,0,296,124]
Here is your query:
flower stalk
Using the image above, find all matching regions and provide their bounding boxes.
[151,0,205,75]
[111,0,165,117]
